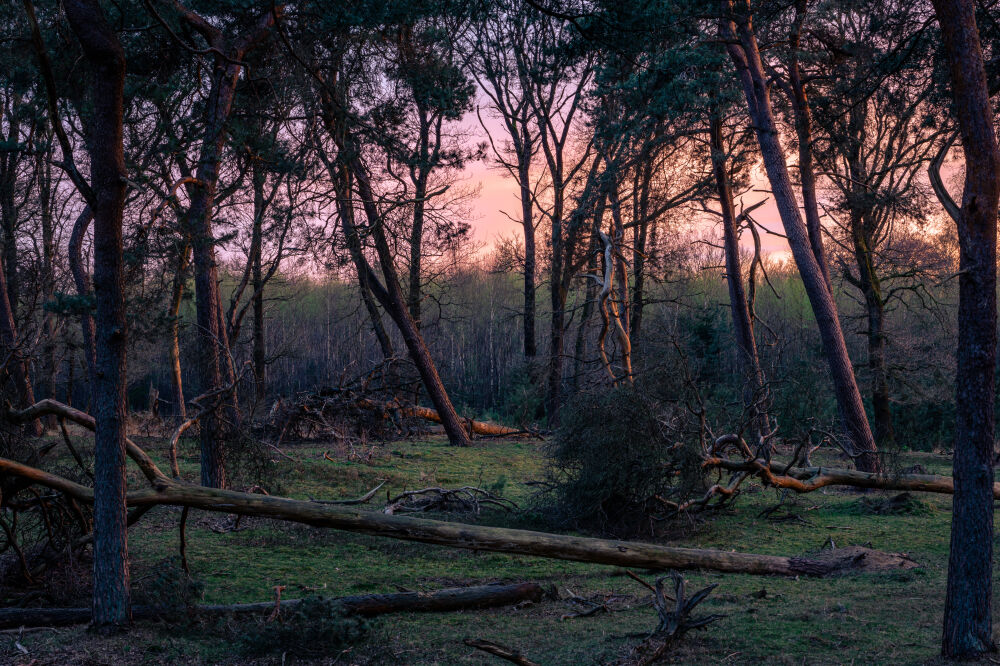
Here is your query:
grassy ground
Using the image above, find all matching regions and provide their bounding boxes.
[0,433,992,665]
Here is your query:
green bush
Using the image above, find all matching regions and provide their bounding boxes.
[238,595,369,657]
[544,385,704,536]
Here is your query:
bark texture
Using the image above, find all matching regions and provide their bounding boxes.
[932,0,1000,657]
[62,0,131,633]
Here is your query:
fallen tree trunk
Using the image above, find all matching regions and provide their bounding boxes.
[357,398,523,437]
[0,582,545,629]
[0,456,916,578]
[703,457,1000,498]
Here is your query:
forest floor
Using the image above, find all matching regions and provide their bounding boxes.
[0,431,992,665]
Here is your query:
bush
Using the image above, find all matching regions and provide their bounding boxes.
[544,385,704,536]
[238,595,369,657]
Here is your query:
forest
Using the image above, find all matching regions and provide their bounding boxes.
[0,0,998,663]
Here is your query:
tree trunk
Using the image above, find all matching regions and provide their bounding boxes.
[38,141,58,430]
[0,254,39,435]
[520,156,537,360]
[0,453,918,579]
[849,216,894,449]
[721,0,882,473]
[787,0,832,290]
[68,206,97,390]
[250,161,267,399]
[710,113,769,445]
[932,0,1000,657]
[63,0,131,633]
[168,242,190,421]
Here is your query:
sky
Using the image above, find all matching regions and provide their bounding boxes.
[459,145,795,260]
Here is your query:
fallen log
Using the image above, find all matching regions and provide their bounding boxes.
[0,456,917,578]
[0,582,545,629]
[356,398,523,437]
[703,457,1000,498]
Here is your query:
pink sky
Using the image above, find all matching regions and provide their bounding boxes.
[461,153,794,259]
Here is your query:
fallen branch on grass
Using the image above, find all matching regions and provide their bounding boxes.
[355,399,525,437]
[668,430,1000,512]
[0,582,546,629]
[464,638,541,666]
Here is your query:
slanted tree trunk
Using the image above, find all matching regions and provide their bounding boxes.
[720,0,882,473]
[931,0,1000,657]
[316,80,471,447]
[786,0,831,290]
[62,0,131,633]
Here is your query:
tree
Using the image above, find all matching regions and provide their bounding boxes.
[719,0,883,473]
[146,2,282,487]
[472,2,541,361]
[60,0,131,633]
[931,0,1000,657]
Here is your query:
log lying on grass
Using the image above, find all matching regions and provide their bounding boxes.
[0,456,918,578]
[356,398,524,437]
[0,582,545,629]
[704,456,1000,498]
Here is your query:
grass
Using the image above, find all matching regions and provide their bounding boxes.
[1,433,992,665]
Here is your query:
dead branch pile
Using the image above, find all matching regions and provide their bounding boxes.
[267,387,524,446]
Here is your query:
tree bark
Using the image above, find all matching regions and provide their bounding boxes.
[62,0,131,633]
[931,0,1000,658]
[721,0,882,473]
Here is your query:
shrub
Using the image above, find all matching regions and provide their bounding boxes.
[238,595,369,657]
[544,385,704,536]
